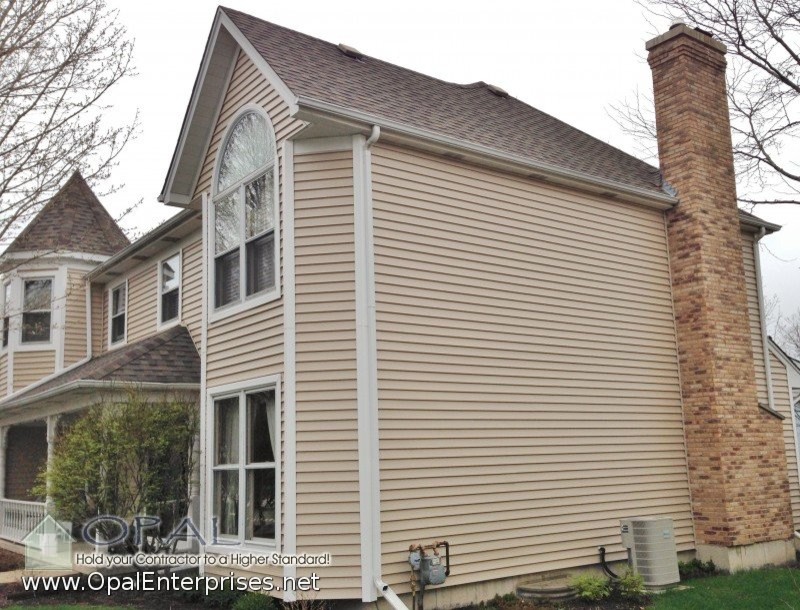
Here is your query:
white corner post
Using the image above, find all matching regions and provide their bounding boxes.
[0,426,7,500]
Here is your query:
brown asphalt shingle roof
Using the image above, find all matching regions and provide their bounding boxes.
[5,326,200,405]
[5,171,130,256]
[223,7,664,195]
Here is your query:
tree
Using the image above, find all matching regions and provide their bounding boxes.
[612,0,800,208]
[37,390,199,542]
[0,0,137,249]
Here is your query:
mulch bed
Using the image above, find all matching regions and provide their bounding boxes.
[0,550,23,573]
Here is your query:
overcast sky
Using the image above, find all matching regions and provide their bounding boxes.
[102,0,800,320]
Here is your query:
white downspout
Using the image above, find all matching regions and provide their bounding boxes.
[375,578,411,610]
[754,227,776,413]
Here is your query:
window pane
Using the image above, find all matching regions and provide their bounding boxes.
[245,173,274,238]
[215,193,241,255]
[214,470,239,537]
[246,468,275,540]
[22,312,50,342]
[247,391,275,464]
[246,233,274,296]
[214,249,240,308]
[161,254,180,293]
[112,285,126,316]
[215,397,239,465]
[161,289,179,323]
[111,313,125,343]
[217,112,273,193]
[23,279,51,311]
[2,316,8,348]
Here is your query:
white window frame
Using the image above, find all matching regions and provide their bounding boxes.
[157,249,182,330]
[1,280,10,351]
[20,276,54,346]
[206,374,281,552]
[208,104,281,324]
[108,280,128,348]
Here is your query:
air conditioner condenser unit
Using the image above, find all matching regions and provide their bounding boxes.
[620,517,680,587]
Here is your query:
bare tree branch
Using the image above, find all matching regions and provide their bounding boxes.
[0,0,138,250]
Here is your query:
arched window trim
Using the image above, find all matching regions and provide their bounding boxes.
[209,104,280,319]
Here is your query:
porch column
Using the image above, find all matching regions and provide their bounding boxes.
[0,426,7,499]
[45,415,59,512]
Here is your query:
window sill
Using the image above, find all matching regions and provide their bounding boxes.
[204,541,278,555]
[157,317,182,332]
[107,339,127,351]
[15,342,54,352]
[209,287,281,324]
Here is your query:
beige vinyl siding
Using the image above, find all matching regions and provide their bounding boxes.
[181,237,203,346]
[91,284,105,355]
[125,265,158,344]
[770,352,800,528]
[198,50,302,586]
[372,144,693,589]
[0,353,7,397]
[13,350,55,392]
[294,149,361,598]
[63,270,88,366]
[742,232,769,405]
[200,50,301,388]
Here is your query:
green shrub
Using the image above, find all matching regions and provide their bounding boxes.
[616,568,646,599]
[204,580,246,608]
[233,592,276,610]
[570,574,612,601]
[678,558,717,579]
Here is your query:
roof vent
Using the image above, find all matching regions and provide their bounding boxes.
[486,83,509,98]
[338,43,364,59]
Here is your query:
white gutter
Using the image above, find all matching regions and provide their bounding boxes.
[294,96,678,211]
[755,227,776,413]
[375,579,411,610]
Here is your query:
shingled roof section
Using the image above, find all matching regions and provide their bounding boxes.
[6,326,200,405]
[5,171,130,256]
[222,7,664,195]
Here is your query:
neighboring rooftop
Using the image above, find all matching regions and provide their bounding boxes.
[222,7,664,195]
[1,326,200,408]
[4,171,130,256]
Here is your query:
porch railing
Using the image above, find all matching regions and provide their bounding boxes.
[0,498,47,543]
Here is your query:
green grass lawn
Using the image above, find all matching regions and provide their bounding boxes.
[651,567,800,609]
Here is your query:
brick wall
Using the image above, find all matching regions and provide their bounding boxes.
[5,424,47,501]
[647,24,793,546]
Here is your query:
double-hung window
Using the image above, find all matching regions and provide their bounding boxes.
[21,279,52,343]
[160,253,181,325]
[110,282,127,345]
[213,110,277,311]
[2,282,10,348]
[212,385,277,544]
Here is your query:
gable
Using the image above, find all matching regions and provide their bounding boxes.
[192,50,303,200]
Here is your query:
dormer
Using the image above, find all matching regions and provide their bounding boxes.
[0,172,129,396]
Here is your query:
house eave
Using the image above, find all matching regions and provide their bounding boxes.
[293,96,679,212]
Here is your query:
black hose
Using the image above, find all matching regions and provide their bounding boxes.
[598,547,620,579]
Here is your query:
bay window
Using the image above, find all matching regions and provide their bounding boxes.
[213,110,277,311]
[21,278,52,343]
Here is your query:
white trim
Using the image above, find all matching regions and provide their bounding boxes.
[107,280,128,349]
[205,374,281,552]
[85,277,93,358]
[0,251,109,265]
[217,12,298,115]
[295,96,678,211]
[293,136,354,155]
[18,273,56,349]
[208,103,281,324]
[754,232,776,412]
[199,192,210,567]
[353,134,381,601]
[281,140,297,600]
[156,248,183,331]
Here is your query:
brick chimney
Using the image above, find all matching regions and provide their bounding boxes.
[647,23,794,569]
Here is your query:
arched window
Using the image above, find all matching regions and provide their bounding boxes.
[213,110,277,309]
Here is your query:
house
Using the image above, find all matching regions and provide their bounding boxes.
[0,7,798,608]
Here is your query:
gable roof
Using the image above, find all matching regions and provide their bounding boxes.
[1,326,200,410]
[221,8,663,195]
[5,171,130,256]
